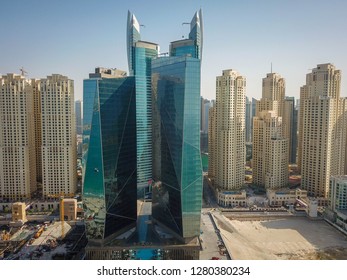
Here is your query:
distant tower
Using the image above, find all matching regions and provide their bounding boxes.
[215,69,246,190]
[75,100,82,135]
[298,63,347,198]
[208,103,217,179]
[283,97,298,164]
[245,96,252,143]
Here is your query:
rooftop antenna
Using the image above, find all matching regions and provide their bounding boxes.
[271,62,272,74]
[19,67,28,76]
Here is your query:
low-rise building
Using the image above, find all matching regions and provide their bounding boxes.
[217,190,247,207]
[60,198,77,221]
[267,188,307,206]
[12,202,27,222]
[325,175,347,232]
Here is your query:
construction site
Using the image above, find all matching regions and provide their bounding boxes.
[212,210,347,260]
[0,199,87,260]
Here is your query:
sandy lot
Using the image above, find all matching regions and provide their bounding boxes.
[214,213,347,260]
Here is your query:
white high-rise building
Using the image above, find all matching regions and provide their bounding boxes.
[329,175,347,211]
[213,69,245,190]
[253,73,289,189]
[40,74,76,198]
[0,74,37,200]
[298,63,347,198]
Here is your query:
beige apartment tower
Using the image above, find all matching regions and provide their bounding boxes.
[0,74,37,200]
[0,73,77,201]
[253,73,289,189]
[41,75,77,198]
[298,63,347,198]
[253,111,288,189]
[212,69,245,190]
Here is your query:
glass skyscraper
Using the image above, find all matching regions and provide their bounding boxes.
[83,70,137,242]
[127,11,140,76]
[128,12,159,197]
[152,9,203,242]
[83,9,203,247]
[170,10,203,60]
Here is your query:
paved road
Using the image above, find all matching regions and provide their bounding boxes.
[200,210,228,260]
[203,176,218,208]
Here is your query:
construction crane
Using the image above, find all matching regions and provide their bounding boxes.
[19,67,27,76]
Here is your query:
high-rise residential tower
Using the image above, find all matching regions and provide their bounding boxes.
[152,9,203,242]
[214,69,246,190]
[0,74,37,200]
[253,73,289,189]
[298,63,347,198]
[40,74,76,198]
[253,111,288,189]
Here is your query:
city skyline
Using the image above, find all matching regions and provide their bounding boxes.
[1,0,347,101]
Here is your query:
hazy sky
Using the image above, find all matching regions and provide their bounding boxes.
[1,0,347,101]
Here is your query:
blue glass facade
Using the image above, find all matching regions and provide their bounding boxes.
[134,43,158,196]
[83,77,137,241]
[152,56,203,241]
[127,11,141,76]
[83,9,203,246]
[170,9,203,60]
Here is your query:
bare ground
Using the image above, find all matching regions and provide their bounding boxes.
[214,213,347,260]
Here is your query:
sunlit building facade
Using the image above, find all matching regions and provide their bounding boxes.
[40,75,76,198]
[214,69,246,190]
[0,74,36,200]
[253,73,289,189]
[299,63,347,198]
